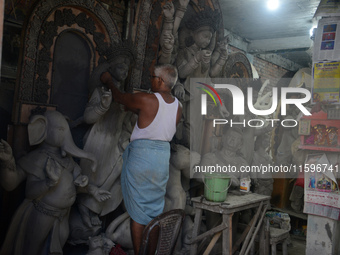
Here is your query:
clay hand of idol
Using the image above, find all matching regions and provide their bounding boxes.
[219,103,229,118]
[173,83,185,101]
[179,0,190,8]
[202,50,212,63]
[74,175,89,187]
[93,188,112,202]
[163,1,175,19]
[161,32,175,51]
[101,87,112,109]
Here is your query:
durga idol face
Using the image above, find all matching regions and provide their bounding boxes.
[192,26,213,49]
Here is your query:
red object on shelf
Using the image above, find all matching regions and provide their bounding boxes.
[299,110,340,152]
[295,169,305,188]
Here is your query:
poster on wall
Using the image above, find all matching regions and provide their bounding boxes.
[313,17,340,62]
[312,61,340,104]
[304,153,340,220]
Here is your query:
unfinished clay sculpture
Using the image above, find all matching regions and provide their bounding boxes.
[73,41,136,241]
[0,110,111,255]
[198,127,248,187]
[86,234,114,255]
[251,133,274,196]
[174,9,230,150]
[164,143,200,212]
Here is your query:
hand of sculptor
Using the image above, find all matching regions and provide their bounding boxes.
[100,72,113,85]
[0,139,13,163]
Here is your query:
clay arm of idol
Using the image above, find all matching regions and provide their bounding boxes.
[74,164,112,202]
[83,87,112,124]
[177,50,204,79]
[0,139,26,191]
[25,157,62,199]
[172,81,185,101]
[173,0,189,35]
[159,1,175,64]
[210,35,230,77]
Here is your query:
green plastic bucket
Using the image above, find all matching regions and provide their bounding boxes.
[203,173,232,202]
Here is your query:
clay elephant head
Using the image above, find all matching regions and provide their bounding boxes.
[28,111,97,171]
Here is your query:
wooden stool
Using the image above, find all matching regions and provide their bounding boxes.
[269,227,290,255]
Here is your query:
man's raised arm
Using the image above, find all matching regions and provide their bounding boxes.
[100,72,147,113]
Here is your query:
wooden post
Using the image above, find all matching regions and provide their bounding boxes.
[0,0,4,77]
[190,208,203,255]
[203,232,222,255]
[222,213,233,255]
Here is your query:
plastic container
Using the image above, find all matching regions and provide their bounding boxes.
[240,176,251,192]
[203,173,232,202]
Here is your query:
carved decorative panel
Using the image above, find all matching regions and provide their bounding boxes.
[15,0,120,123]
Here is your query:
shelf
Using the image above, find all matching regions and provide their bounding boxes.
[299,144,340,152]
[299,110,340,151]
[291,234,307,241]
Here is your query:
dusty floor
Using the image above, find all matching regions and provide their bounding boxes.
[64,235,306,255]
[277,236,306,255]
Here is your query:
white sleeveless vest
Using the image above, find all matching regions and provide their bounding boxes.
[130,93,178,142]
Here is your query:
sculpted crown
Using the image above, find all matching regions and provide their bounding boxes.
[185,9,220,32]
[105,40,135,62]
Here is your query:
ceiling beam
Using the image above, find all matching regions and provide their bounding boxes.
[248,36,313,54]
[254,53,303,71]
[250,47,311,55]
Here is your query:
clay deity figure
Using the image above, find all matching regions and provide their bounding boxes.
[251,133,274,196]
[176,9,229,83]
[75,42,135,232]
[174,9,230,151]
[0,110,111,255]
